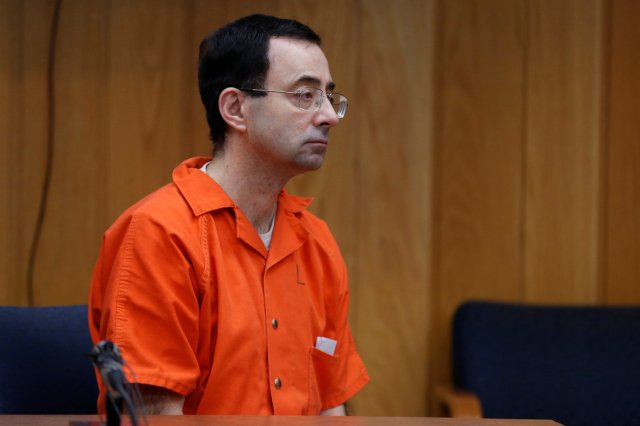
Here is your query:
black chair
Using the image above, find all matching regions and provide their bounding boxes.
[442,301,640,426]
[0,304,98,414]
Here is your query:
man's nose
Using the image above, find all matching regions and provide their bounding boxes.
[315,97,340,128]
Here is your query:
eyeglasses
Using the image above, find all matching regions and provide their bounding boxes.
[240,86,348,119]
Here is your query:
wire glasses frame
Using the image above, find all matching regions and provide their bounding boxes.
[240,86,348,119]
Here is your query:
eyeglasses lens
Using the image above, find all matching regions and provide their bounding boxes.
[296,87,347,119]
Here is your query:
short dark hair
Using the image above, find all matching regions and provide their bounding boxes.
[198,14,321,150]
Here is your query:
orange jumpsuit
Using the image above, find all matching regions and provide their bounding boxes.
[89,157,369,414]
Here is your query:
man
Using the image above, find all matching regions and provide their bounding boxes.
[89,14,369,416]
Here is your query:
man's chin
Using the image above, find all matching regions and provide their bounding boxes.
[296,155,325,173]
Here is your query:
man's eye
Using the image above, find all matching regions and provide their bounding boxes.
[327,93,337,105]
[299,90,315,102]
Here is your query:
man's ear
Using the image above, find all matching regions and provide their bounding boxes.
[218,87,247,133]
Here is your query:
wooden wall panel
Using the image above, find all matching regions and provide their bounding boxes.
[0,0,20,304]
[604,0,640,304]
[0,0,54,305]
[431,0,526,412]
[351,0,436,416]
[106,0,197,222]
[33,0,109,305]
[524,0,604,303]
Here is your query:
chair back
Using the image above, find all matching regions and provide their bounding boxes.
[453,301,640,426]
[0,305,97,414]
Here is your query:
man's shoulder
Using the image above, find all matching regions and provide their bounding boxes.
[132,181,187,213]
[108,182,194,234]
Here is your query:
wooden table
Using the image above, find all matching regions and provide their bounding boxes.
[0,416,563,426]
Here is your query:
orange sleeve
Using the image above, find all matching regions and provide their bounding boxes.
[94,211,202,396]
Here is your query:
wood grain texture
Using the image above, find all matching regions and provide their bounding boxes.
[0,0,54,305]
[523,0,604,303]
[0,0,19,304]
[603,0,640,303]
[106,0,196,221]
[350,0,436,416]
[33,0,109,305]
[430,0,526,414]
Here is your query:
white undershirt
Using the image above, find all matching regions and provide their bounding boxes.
[200,161,276,250]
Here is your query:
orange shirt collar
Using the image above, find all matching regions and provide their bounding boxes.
[172,157,314,217]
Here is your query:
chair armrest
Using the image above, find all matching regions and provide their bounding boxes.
[435,385,483,418]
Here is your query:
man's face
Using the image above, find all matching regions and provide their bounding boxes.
[243,37,340,176]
